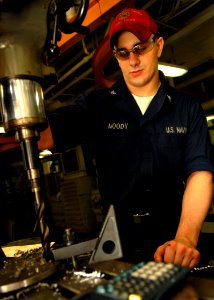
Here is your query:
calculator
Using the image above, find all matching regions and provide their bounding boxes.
[90,261,190,300]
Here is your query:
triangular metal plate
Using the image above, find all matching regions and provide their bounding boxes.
[89,205,123,264]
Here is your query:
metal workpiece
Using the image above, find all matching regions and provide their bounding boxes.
[53,205,123,264]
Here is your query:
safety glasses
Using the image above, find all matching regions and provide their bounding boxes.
[113,34,159,60]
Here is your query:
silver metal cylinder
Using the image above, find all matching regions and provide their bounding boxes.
[0,78,47,132]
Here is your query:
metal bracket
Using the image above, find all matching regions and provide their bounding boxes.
[52,205,123,264]
[89,205,122,264]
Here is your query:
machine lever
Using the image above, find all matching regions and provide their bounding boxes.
[57,0,90,34]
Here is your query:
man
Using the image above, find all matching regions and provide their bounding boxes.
[48,8,214,267]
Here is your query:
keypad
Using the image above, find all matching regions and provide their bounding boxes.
[91,261,190,300]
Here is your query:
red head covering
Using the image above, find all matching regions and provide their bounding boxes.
[108,8,158,48]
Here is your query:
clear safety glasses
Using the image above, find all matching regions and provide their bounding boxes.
[113,34,159,60]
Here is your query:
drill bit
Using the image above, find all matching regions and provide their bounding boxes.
[31,174,51,258]
[16,128,51,259]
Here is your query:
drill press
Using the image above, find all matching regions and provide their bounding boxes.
[0,0,53,257]
[0,0,89,258]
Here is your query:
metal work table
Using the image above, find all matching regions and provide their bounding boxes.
[1,246,214,300]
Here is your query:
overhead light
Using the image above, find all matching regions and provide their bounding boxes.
[206,116,214,122]
[206,115,214,128]
[39,149,52,158]
[158,62,188,77]
[0,126,5,134]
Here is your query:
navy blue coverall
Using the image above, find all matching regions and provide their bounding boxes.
[48,72,214,262]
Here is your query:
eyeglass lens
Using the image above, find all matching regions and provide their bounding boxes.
[114,37,156,60]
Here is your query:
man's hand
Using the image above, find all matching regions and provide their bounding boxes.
[154,171,213,268]
[153,239,201,268]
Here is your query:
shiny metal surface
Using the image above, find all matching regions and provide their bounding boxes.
[0,262,57,294]
[0,79,46,132]
[0,247,58,294]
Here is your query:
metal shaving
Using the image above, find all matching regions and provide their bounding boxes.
[73,269,104,278]
[0,247,56,295]
[0,248,48,283]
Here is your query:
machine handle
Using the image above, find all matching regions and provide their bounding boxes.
[57,0,90,35]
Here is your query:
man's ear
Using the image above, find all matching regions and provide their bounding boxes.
[157,37,164,58]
